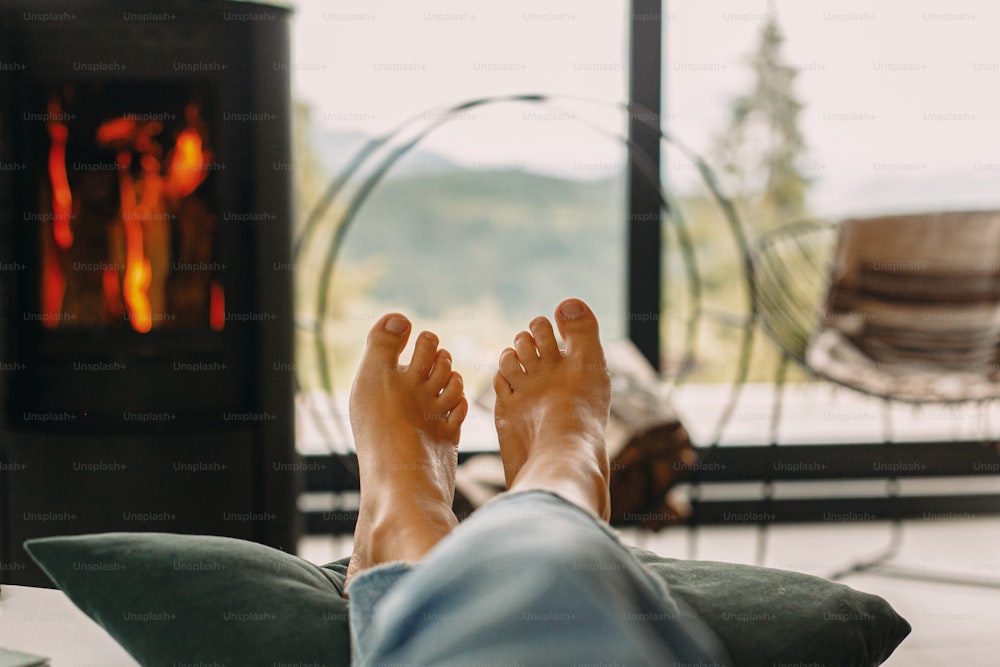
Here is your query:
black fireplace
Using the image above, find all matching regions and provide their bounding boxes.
[0,0,298,586]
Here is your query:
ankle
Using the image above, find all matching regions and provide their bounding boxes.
[510,448,611,520]
[368,495,457,557]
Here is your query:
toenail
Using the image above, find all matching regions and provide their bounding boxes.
[559,301,584,320]
[385,316,408,333]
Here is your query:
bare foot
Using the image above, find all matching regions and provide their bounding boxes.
[345,313,469,588]
[493,298,612,520]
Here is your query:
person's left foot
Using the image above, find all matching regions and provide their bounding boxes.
[345,313,468,589]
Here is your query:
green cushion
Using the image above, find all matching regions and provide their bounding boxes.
[24,533,350,667]
[631,548,911,667]
[25,533,909,667]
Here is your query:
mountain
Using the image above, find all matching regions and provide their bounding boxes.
[334,168,628,322]
[308,125,461,179]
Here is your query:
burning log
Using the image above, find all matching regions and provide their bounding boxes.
[39,95,220,332]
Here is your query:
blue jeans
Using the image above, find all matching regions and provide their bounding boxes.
[347,491,731,667]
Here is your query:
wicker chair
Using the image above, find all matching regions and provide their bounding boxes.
[753,209,1000,586]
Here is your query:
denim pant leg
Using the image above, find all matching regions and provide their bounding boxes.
[347,491,730,667]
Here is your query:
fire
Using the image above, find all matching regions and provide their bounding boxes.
[47,100,73,250]
[164,127,208,198]
[95,117,136,145]
[95,105,213,332]
[114,150,153,333]
[210,280,225,331]
[41,97,220,332]
[41,243,65,329]
[42,99,72,327]
[103,266,123,318]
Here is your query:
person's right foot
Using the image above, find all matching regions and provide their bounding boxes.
[493,298,612,520]
[345,313,468,589]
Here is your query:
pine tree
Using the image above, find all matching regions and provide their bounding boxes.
[714,10,811,227]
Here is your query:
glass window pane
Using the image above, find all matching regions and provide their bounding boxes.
[665,0,1000,443]
[290,0,630,451]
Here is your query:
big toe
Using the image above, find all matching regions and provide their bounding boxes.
[554,298,602,360]
[363,313,411,364]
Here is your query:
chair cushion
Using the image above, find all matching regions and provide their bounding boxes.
[810,210,1000,400]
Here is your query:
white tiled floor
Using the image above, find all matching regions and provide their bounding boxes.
[299,517,1000,666]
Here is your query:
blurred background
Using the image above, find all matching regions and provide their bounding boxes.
[288,0,1000,416]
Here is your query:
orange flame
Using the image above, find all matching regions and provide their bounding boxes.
[103,266,123,318]
[113,150,153,333]
[41,102,215,332]
[164,127,208,199]
[41,243,65,328]
[95,117,136,145]
[210,280,225,331]
[47,100,73,250]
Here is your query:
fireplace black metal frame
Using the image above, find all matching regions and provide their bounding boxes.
[0,0,299,586]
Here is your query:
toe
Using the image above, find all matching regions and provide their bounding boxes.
[447,396,469,426]
[497,347,525,389]
[428,350,453,391]
[493,369,512,396]
[513,331,540,371]
[553,298,601,360]
[437,372,464,406]
[529,316,560,359]
[408,331,439,378]
[365,313,411,363]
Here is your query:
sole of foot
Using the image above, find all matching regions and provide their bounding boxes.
[493,297,612,520]
[345,313,469,588]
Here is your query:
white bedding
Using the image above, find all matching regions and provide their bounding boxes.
[0,585,138,666]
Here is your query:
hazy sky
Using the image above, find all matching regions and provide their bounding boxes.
[289,0,1000,216]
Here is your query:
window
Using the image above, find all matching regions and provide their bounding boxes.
[289,0,631,451]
